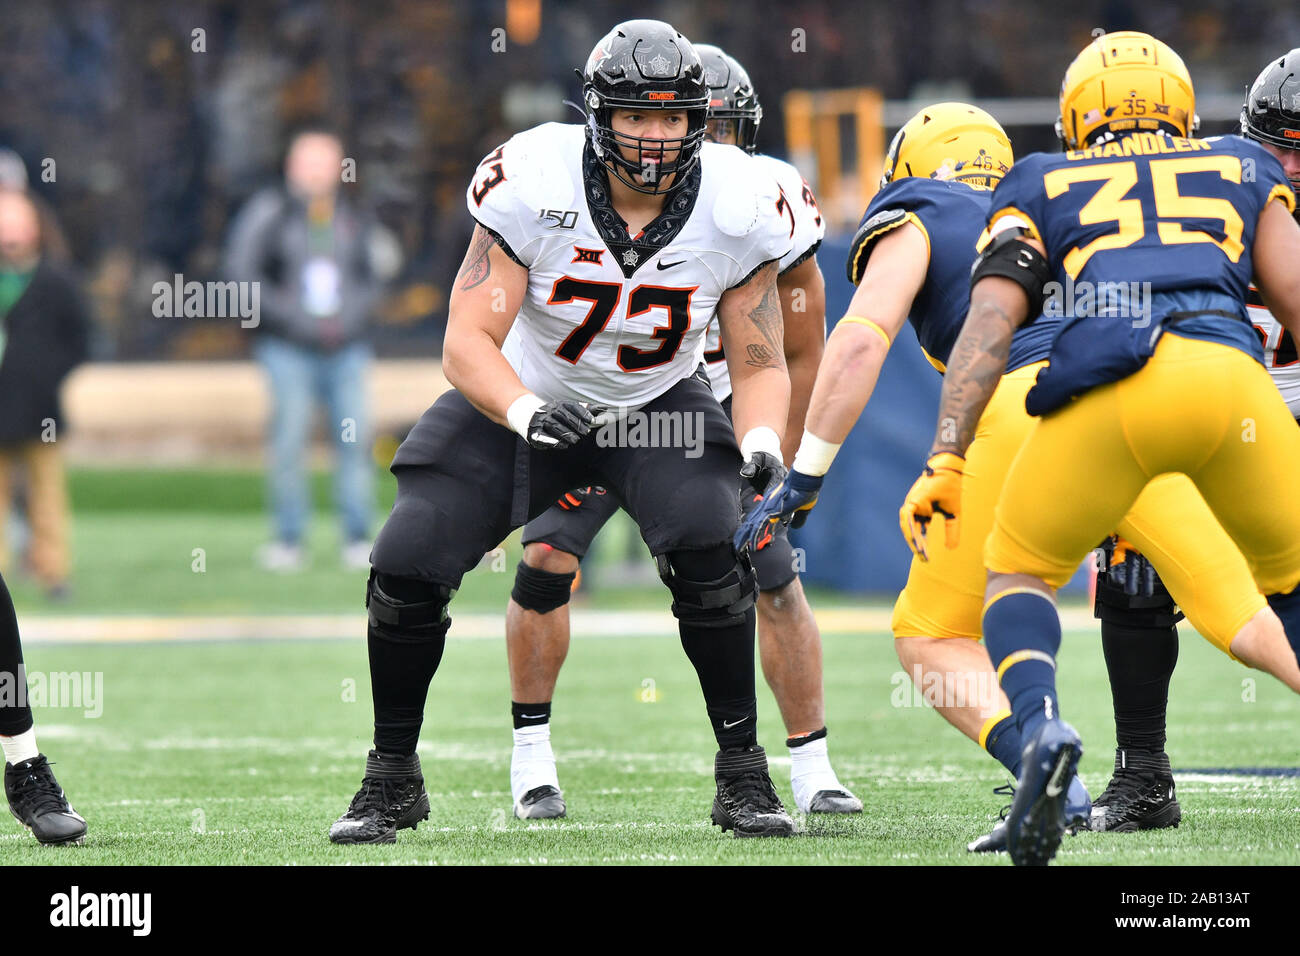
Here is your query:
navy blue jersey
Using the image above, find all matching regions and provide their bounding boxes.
[987,132,1297,414]
[847,177,1055,375]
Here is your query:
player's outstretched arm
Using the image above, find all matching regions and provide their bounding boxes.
[899,265,1030,559]
[798,224,927,465]
[719,259,791,469]
[1253,198,1300,343]
[442,224,531,427]
[734,226,926,555]
[776,256,827,466]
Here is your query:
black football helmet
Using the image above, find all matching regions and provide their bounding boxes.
[694,44,763,154]
[581,19,709,195]
[1243,50,1300,165]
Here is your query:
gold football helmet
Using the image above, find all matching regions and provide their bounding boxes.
[1057,30,1198,150]
[881,102,1013,190]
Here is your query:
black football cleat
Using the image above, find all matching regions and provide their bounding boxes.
[329,750,430,844]
[969,776,1090,853]
[5,755,87,846]
[711,746,795,838]
[514,785,566,820]
[1088,748,1181,832]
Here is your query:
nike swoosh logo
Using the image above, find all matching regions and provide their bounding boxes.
[656,259,686,270]
[1045,751,1072,797]
[722,716,749,728]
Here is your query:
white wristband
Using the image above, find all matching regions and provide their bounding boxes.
[791,430,842,477]
[506,393,546,439]
[740,426,782,461]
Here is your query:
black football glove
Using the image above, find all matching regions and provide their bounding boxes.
[1097,535,1157,598]
[740,451,787,500]
[526,401,608,450]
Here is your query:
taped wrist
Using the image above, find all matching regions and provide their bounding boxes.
[971,229,1051,312]
[511,560,576,613]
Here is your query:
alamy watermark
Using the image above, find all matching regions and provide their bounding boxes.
[1043,275,1153,328]
[0,667,103,718]
[152,274,260,328]
[890,665,1001,718]
[594,407,705,459]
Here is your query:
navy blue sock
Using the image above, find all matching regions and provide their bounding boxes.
[983,590,1061,740]
[982,712,1023,777]
[1266,587,1300,663]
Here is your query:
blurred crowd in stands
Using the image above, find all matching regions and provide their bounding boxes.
[2,0,1297,360]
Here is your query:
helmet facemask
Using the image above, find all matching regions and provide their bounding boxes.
[586,92,708,195]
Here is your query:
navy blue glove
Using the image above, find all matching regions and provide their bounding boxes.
[1097,535,1156,598]
[734,468,823,554]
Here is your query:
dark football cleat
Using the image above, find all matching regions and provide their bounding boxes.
[711,746,795,838]
[807,788,863,814]
[329,750,430,844]
[1005,720,1083,866]
[968,775,1090,853]
[968,819,1009,854]
[514,785,566,820]
[1088,749,1181,832]
[5,755,87,846]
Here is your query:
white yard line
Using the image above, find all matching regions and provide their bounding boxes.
[18,606,1101,644]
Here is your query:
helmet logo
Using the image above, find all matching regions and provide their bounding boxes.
[647,91,676,100]
[647,53,672,75]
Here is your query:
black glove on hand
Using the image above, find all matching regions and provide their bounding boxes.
[740,451,788,499]
[1097,535,1157,598]
[526,401,607,450]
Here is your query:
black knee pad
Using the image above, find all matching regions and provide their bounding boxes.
[1093,570,1184,629]
[656,544,757,628]
[366,571,455,642]
[511,561,576,613]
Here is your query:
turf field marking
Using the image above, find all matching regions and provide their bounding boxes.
[1176,767,1300,778]
[18,606,1101,644]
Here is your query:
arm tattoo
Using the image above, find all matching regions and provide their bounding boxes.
[932,297,1016,455]
[456,225,495,291]
[745,343,779,369]
[742,265,786,367]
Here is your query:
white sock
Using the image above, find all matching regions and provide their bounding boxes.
[511,723,560,804]
[1,727,39,766]
[789,736,848,813]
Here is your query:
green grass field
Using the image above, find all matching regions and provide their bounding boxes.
[3,468,1299,865]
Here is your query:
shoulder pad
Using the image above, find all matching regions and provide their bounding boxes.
[710,146,781,238]
[467,125,577,219]
[845,207,912,284]
[466,124,580,262]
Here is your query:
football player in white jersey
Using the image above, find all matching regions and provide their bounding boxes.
[330,19,799,843]
[1244,49,1300,420]
[1084,48,1300,834]
[503,44,861,822]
